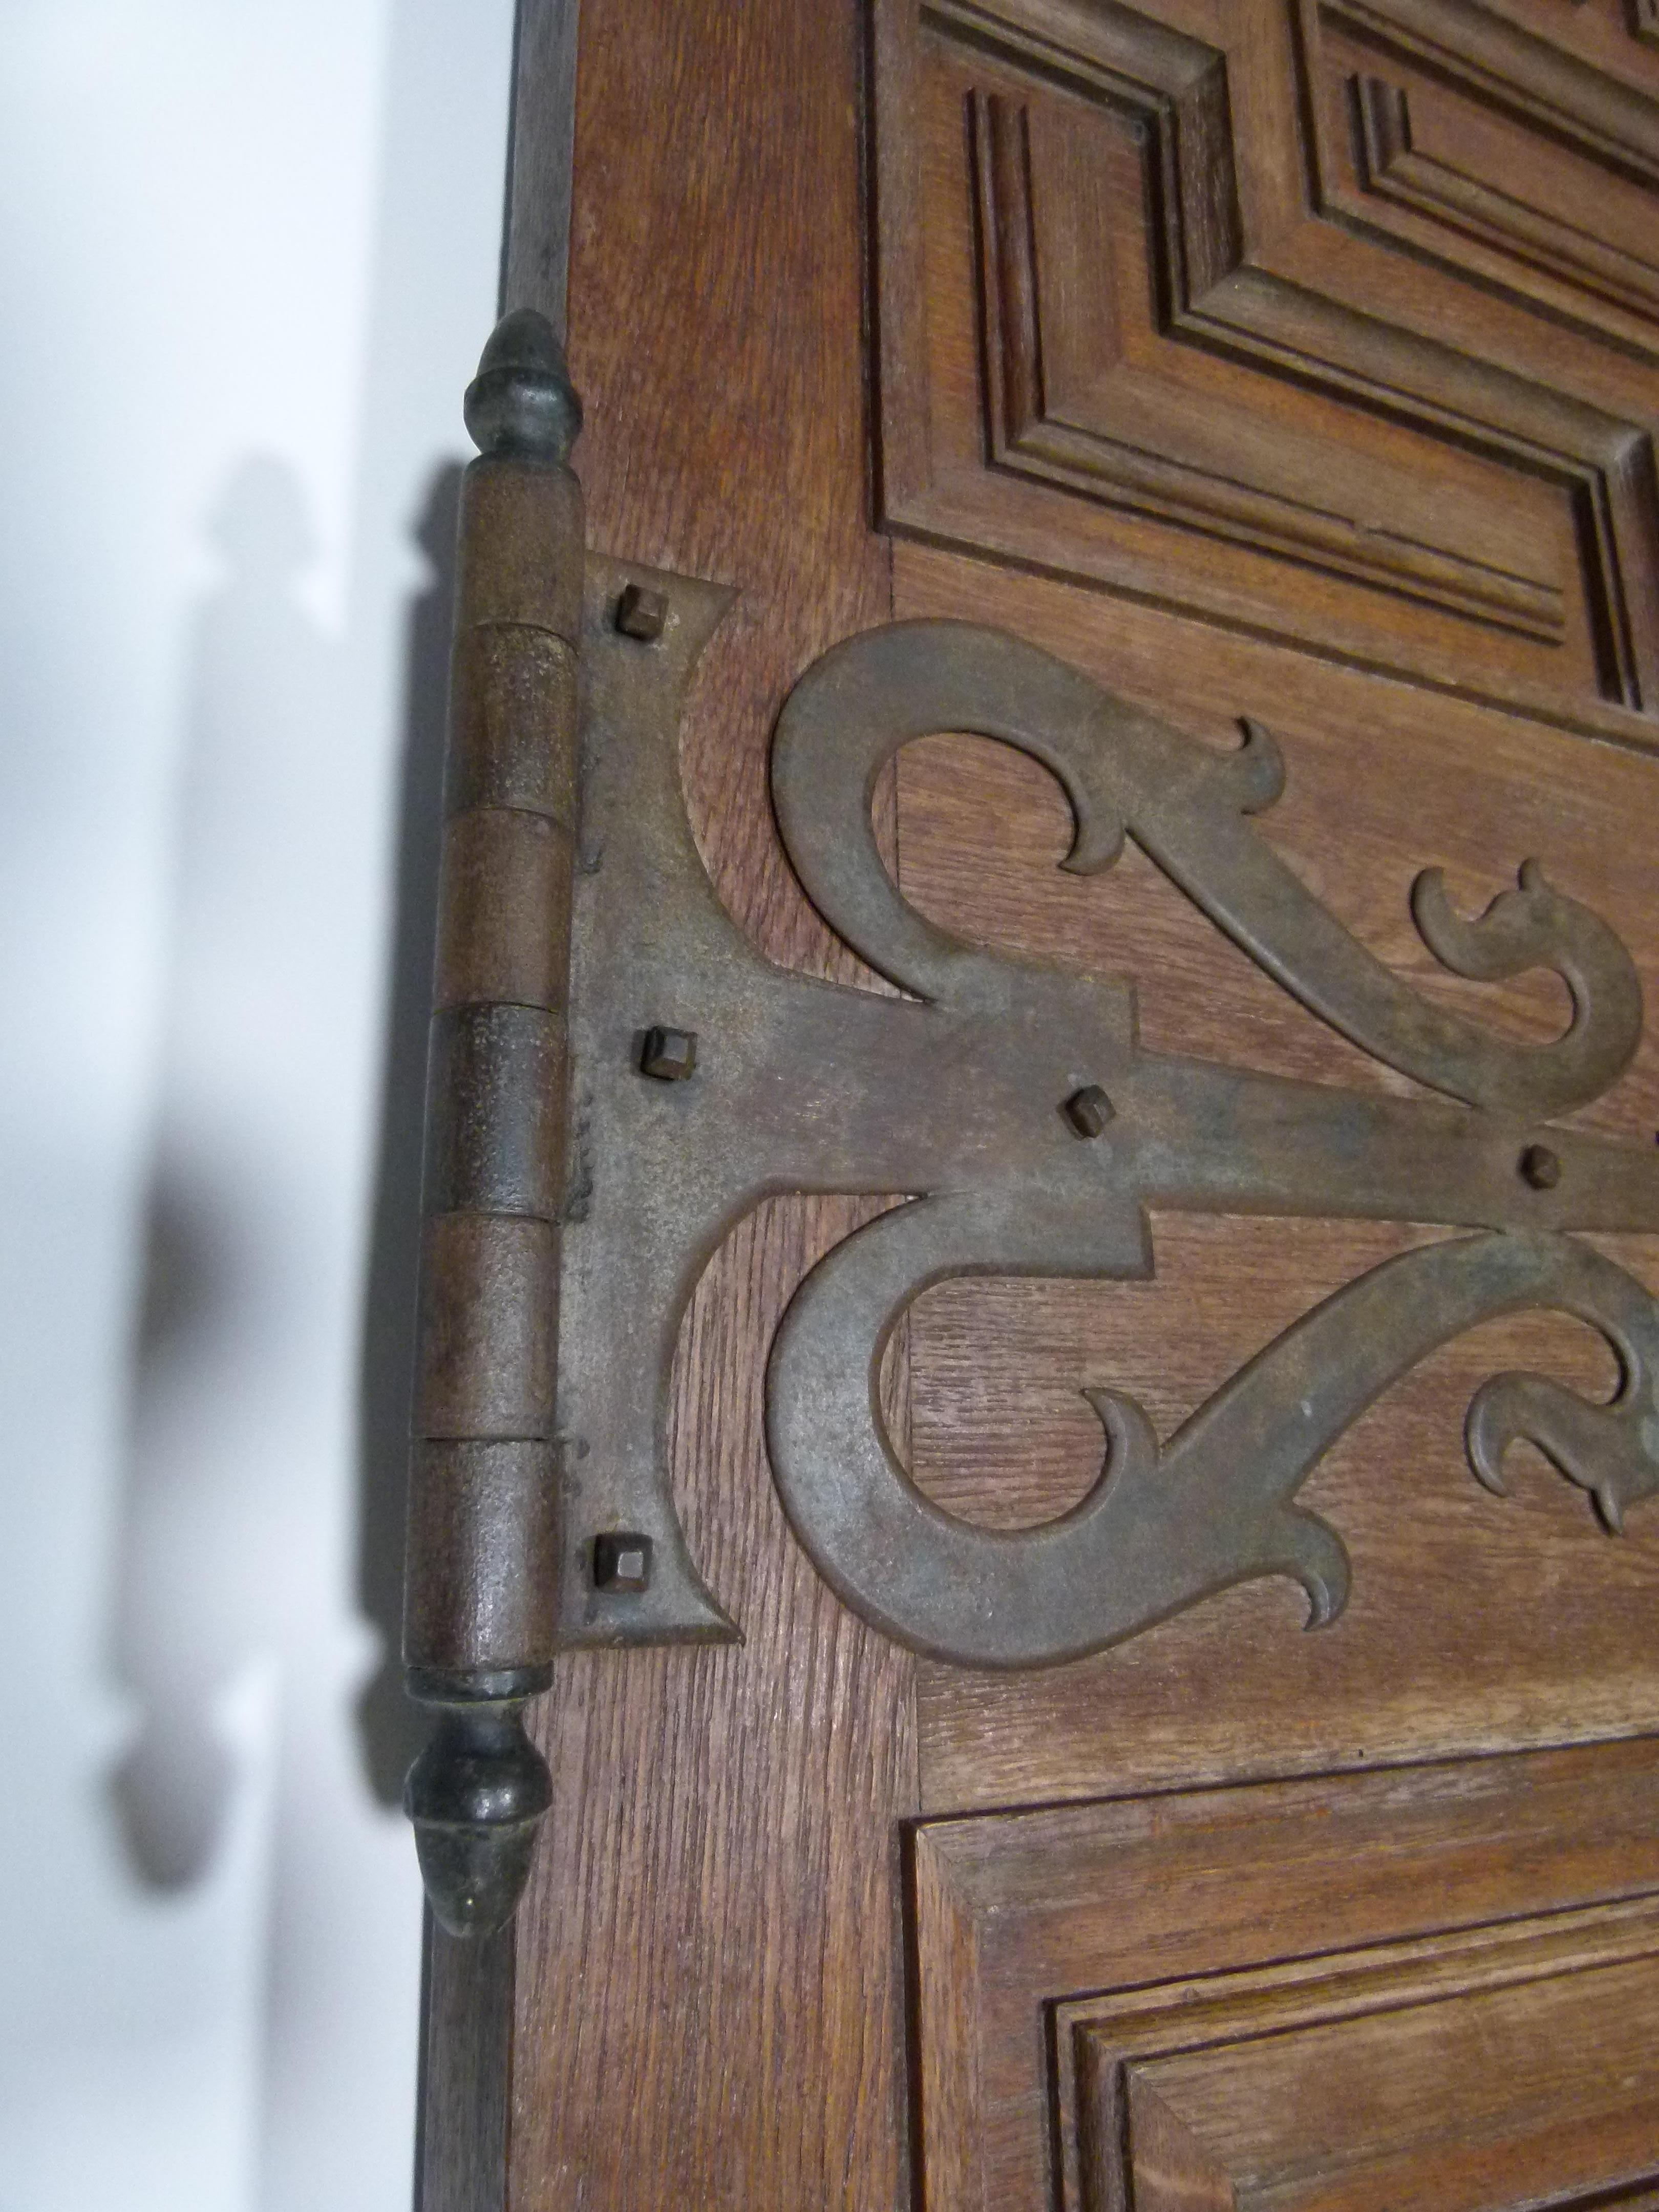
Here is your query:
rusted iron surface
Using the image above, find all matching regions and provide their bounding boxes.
[402,309,582,1938]
[405,1440,562,1666]
[401,319,1659,1932]
[556,571,1659,1666]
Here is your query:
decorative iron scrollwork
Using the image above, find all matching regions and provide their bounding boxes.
[760,622,1659,1664]
[553,573,1659,1673]
[405,315,1659,1932]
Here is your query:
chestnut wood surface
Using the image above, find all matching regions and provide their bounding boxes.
[912,1738,1659,2210]
[486,0,1659,2205]
[893,540,1659,1813]
[872,0,1659,739]
[1118,1955,1659,2206]
[504,6,913,2210]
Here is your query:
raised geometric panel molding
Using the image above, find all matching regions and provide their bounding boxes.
[1318,0,1659,350]
[1348,71,1659,333]
[1076,1939,1659,2206]
[873,0,1659,739]
[909,1740,1659,2211]
[974,85,1570,645]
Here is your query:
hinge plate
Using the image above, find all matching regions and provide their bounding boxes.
[558,556,1659,1667]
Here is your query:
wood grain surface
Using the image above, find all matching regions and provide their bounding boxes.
[872,0,1659,741]
[1117,1951,1659,2206]
[505,5,912,2209]
[911,1738,1659,2210]
[896,539,1659,1812]
[486,0,1659,2203]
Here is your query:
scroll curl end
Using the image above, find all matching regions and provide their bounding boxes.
[1466,1370,1659,1537]
[1281,1508,1351,1629]
[1080,1385,1160,1500]
[1225,717,1287,817]
[1406,858,1641,1113]
[1410,860,1561,986]
[1411,856,1637,1011]
[1058,800,1126,878]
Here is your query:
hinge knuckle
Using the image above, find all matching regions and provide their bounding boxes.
[401,309,583,1937]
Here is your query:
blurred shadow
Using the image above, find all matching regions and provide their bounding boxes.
[114,1158,245,1885]
[354,462,462,1807]
[113,455,342,1888]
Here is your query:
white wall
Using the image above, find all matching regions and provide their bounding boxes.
[0,4,517,2204]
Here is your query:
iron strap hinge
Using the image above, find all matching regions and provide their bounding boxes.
[402,313,1659,1936]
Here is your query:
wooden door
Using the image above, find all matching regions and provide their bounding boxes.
[419,0,1659,2203]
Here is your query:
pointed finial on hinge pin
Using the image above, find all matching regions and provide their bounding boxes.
[403,1675,553,1938]
[463,307,583,462]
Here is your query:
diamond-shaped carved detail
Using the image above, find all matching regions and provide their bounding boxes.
[873,0,1659,735]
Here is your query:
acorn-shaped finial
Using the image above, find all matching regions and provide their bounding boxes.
[404,1694,552,1937]
[463,308,583,462]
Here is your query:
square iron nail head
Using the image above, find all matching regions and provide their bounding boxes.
[592,1532,652,1593]
[641,1026,697,1080]
[615,582,668,641]
[1062,1083,1115,1139]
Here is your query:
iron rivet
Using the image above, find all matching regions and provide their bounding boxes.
[1063,1083,1115,1139]
[640,1025,697,1080]
[615,583,668,641]
[592,1532,652,1593]
[1520,1143,1561,1190]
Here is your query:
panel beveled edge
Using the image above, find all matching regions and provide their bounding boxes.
[869,0,1659,745]
[907,1738,1659,2211]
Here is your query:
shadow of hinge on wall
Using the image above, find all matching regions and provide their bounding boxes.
[401,312,1659,1938]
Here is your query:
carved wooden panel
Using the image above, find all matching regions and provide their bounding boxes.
[488,2,1659,2204]
[909,1738,1659,2210]
[1077,1945,1659,2206]
[873,0,1659,736]
[1312,0,1659,350]
[1342,68,1659,332]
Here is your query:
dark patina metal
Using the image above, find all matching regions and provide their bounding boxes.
[1063,1083,1115,1139]
[1521,1142,1564,1190]
[591,1533,653,1592]
[639,1025,698,1081]
[550,567,1659,1671]
[404,1675,555,1940]
[614,581,669,641]
[403,317,1659,1940]
[402,309,582,1937]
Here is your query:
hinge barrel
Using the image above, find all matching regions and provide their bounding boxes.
[402,309,583,1938]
